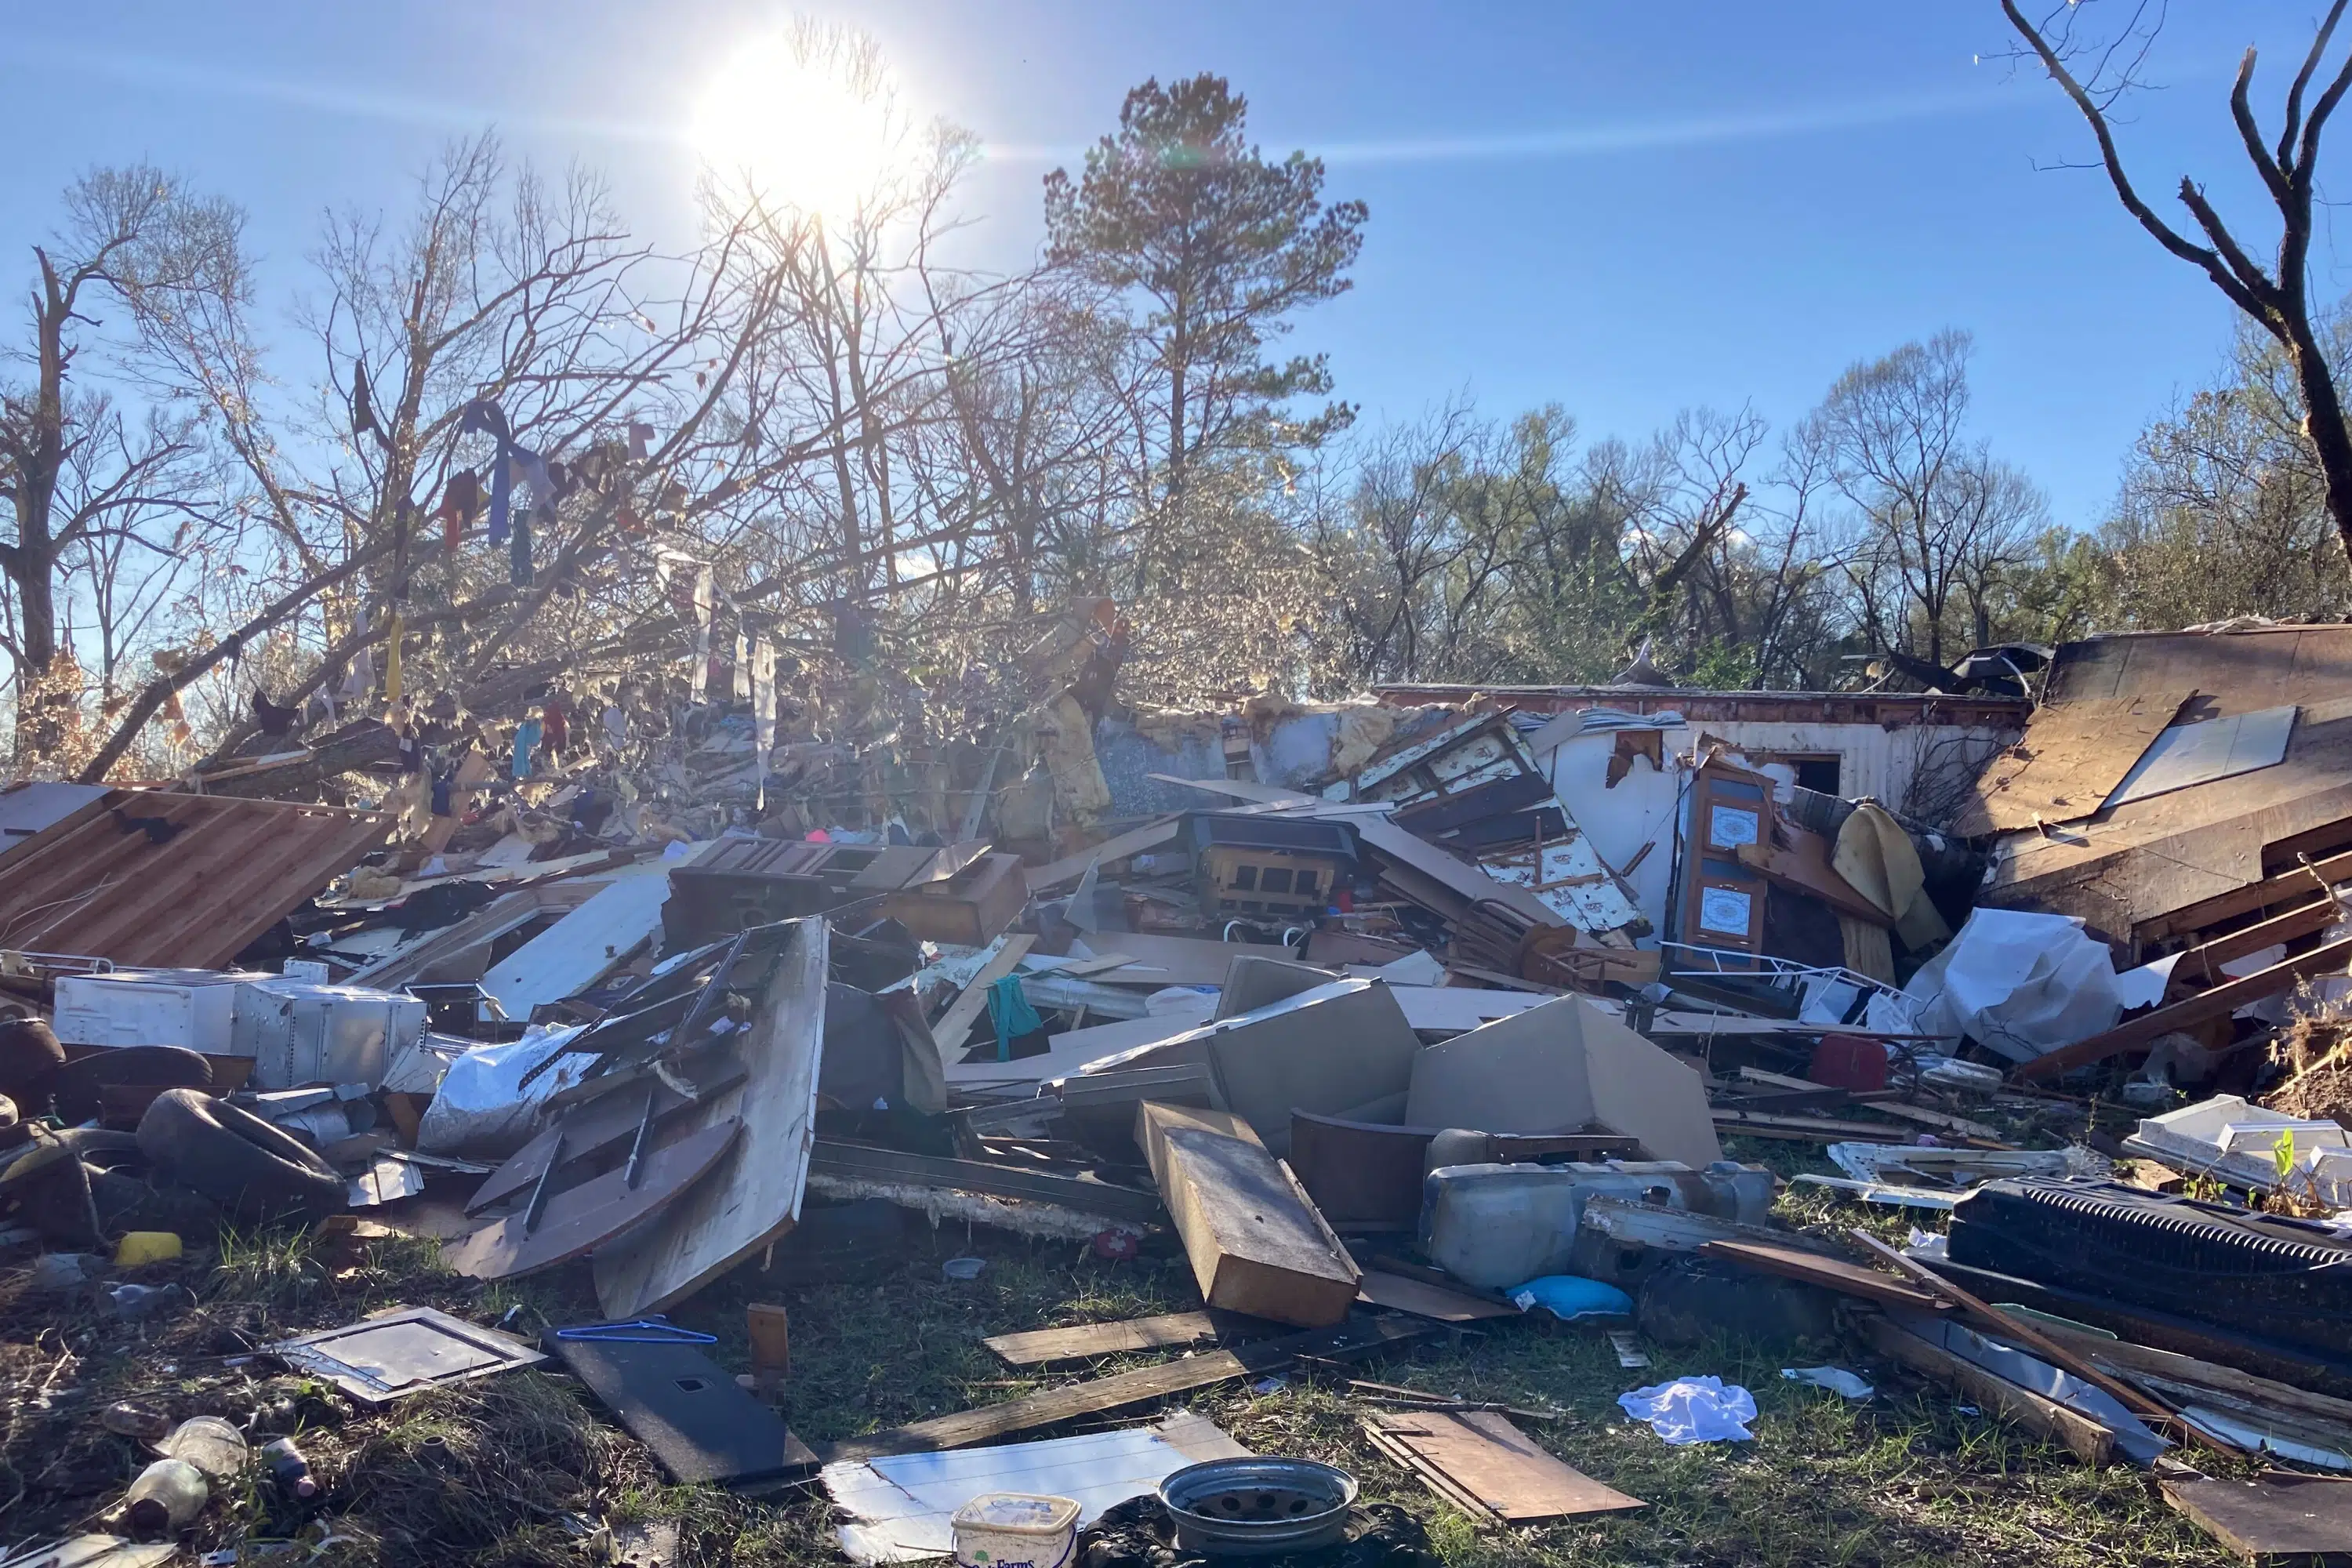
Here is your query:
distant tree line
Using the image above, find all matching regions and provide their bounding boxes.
[8,27,2352,786]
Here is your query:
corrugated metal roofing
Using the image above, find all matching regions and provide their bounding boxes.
[0,789,390,969]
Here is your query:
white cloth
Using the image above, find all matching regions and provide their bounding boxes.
[1617,1377,1757,1443]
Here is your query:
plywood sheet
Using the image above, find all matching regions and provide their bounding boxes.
[1365,1410,1642,1521]
[446,1119,740,1280]
[593,919,828,1318]
[982,1311,1279,1368]
[1954,691,2193,835]
[2161,1472,2352,1565]
[480,873,673,1014]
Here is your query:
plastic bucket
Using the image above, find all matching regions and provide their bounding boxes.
[951,1492,1080,1568]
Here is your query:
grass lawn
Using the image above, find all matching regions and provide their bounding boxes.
[0,1130,2249,1566]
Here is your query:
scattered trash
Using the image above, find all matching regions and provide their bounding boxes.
[1780,1367,1875,1399]
[111,1232,181,1268]
[949,1492,1081,1568]
[1608,1330,1650,1369]
[1616,1377,1759,1444]
[122,1457,208,1535]
[941,1256,985,1282]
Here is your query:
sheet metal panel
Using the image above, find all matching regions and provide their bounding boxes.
[0,789,390,969]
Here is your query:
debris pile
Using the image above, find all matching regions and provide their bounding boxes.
[16,619,2352,1562]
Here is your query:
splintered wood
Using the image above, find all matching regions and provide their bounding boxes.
[1362,1410,1643,1523]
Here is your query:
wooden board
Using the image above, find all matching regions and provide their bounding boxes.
[1858,1314,2114,1467]
[592,918,829,1319]
[982,1310,1279,1369]
[818,1314,1436,1465]
[1082,931,1293,987]
[466,1060,747,1213]
[1953,691,2194,837]
[1138,1101,1359,1328]
[2137,853,2352,948]
[2163,1472,2352,1565]
[1732,1067,2005,1142]
[1697,1238,1951,1313]
[2161,898,2340,996]
[445,1119,741,1281]
[1356,1270,1519,1323]
[1029,818,1184,891]
[929,934,1036,1065]
[1363,1410,1643,1522]
[2018,935,2352,1080]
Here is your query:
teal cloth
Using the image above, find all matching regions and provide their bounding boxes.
[986,974,1044,1061]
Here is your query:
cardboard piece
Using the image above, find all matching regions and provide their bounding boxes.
[1105,978,1421,1156]
[1403,994,1722,1167]
[1135,1101,1360,1328]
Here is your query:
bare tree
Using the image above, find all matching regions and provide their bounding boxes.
[1816,331,2038,668]
[0,167,244,768]
[2004,0,2352,564]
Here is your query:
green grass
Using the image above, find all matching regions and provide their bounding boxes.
[0,1131,2254,1567]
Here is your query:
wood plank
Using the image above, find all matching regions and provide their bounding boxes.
[1733,1067,2006,1142]
[445,1118,740,1280]
[2137,853,2350,948]
[930,934,1037,1066]
[1711,1109,1926,1142]
[2017,935,2352,1080]
[1698,1238,1952,1313]
[1138,1102,1360,1328]
[1364,1410,1643,1522]
[1849,1229,2176,1428]
[1079,931,1291,987]
[1859,1313,2115,1467]
[1356,1270,1519,1323]
[2162,1472,2352,1565]
[467,1059,747,1213]
[2034,1322,2352,1432]
[982,1310,1279,1369]
[1953,691,2194,837]
[818,1314,1436,1463]
[591,919,829,1319]
[2164,898,2340,995]
[1029,819,1183,891]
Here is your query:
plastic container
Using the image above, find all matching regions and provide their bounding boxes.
[114,1231,183,1267]
[125,1457,208,1534]
[942,1257,986,1282]
[161,1417,249,1483]
[261,1436,318,1500]
[1419,1160,1769,1290]
[950,1491,1080,1568]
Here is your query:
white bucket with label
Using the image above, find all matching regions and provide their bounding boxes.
[950,1491,1081,1568]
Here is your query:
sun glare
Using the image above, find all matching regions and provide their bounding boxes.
[695,31,899,221]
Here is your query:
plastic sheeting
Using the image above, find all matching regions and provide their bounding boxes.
[1893,909,2132,1063]
[414,1022,593,1157]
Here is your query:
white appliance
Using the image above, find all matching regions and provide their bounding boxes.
[52,969,267,1051]
[231,978,427,1091]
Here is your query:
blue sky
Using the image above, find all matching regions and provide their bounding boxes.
[0,2,2338,529]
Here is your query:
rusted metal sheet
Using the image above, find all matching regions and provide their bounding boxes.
[0,789,390,969]
[1370,684,2030,730]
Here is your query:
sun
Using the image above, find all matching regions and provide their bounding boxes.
[695,29,901,222]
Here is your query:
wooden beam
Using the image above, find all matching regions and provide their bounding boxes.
[2133,850,2350,948]
[1029,819,1183,891]
[1849,1230,2176,1428]
[1858,1314,2114,1467]
[1733,1067,2006,1142]
[982,1310,1276,1369]
[817,1314,1436,1463]
[2163,898,2339,995]
[1138,1102,1359,1328]
[2016,935,2352,1080]
[1698,1238,1951,1314]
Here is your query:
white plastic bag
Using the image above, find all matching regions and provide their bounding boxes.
[1617,1376,1757,1443]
